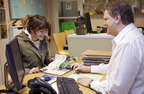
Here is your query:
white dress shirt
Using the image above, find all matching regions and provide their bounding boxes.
[90,23,144,94]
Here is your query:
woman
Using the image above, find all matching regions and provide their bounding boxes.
[16,15,53,74]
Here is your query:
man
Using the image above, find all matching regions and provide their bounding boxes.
[74,1,144,94]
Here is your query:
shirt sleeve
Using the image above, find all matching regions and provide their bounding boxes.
[90,43,142,94]
[91,64,109,74]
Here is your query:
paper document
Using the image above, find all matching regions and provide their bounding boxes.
[43,69,70,76]
[68,73,104,81]
[47,54,67,69]
[51,83,59,93]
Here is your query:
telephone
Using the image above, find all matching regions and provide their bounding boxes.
[27,77,57,94]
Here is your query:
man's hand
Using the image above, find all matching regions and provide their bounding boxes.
[77,77,93,87]
[73,64,91,73]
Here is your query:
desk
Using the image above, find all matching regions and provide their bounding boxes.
[68,33,114,56]
[0,70,105,94]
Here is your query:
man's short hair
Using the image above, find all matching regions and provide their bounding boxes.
[104,0,134,25]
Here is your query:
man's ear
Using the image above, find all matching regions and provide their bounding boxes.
[115,14,121,24]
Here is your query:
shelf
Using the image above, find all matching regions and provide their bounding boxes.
[58,17,77,19]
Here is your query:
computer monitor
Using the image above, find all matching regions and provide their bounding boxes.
[4,37,25,93]
[84,12,93,33]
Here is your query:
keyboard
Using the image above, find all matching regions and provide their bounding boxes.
[57,77,83,94]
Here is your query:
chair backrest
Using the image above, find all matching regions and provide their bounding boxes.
[64,29,75,43]
[53,32,69,55]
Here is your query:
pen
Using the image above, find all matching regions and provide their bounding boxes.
[78,63,83,67]
[40,68,47,72]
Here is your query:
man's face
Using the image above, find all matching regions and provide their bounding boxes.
[103,10,116,36]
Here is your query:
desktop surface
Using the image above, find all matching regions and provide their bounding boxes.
[0,57,106,94]
[0,70,105,94]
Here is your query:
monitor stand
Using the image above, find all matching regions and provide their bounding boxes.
[0,63,26,94]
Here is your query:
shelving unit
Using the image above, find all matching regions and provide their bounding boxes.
[83,0,144,15]
[52,0,83,33]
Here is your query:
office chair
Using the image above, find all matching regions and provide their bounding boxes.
[137,27,144,35]
[64,29,75,44]
[53,32,69,55]
[64,30,75,50]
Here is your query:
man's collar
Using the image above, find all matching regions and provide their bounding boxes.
[113,23,135,45]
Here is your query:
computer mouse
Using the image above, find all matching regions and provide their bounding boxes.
[44,76,51,81]
[40,75,51,81]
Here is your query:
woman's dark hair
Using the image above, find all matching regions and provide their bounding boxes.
[104,0,134,25]
[22,15,49,33]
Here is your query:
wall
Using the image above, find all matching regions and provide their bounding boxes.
[0,0,10,86]
[0,39,9,85]
[134,14,144,27]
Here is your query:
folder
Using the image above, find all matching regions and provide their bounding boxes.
[81,50,112,56]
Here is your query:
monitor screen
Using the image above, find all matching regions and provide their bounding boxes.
[5,37,25,92]
[84,12,93,33]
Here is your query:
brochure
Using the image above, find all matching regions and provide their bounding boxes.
[40,54,77,75]
[47,54,77,70]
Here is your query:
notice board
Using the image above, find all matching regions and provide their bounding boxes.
[9,0,46,19]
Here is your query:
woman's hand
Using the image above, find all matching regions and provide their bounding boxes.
[49,58,54,62]
[29,67,40,74]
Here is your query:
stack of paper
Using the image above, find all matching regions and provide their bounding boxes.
[81,50,112,65]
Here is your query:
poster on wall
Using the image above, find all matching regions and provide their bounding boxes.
[0,24,7,39]
[0,9,5,23]
[9,0,46,19]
